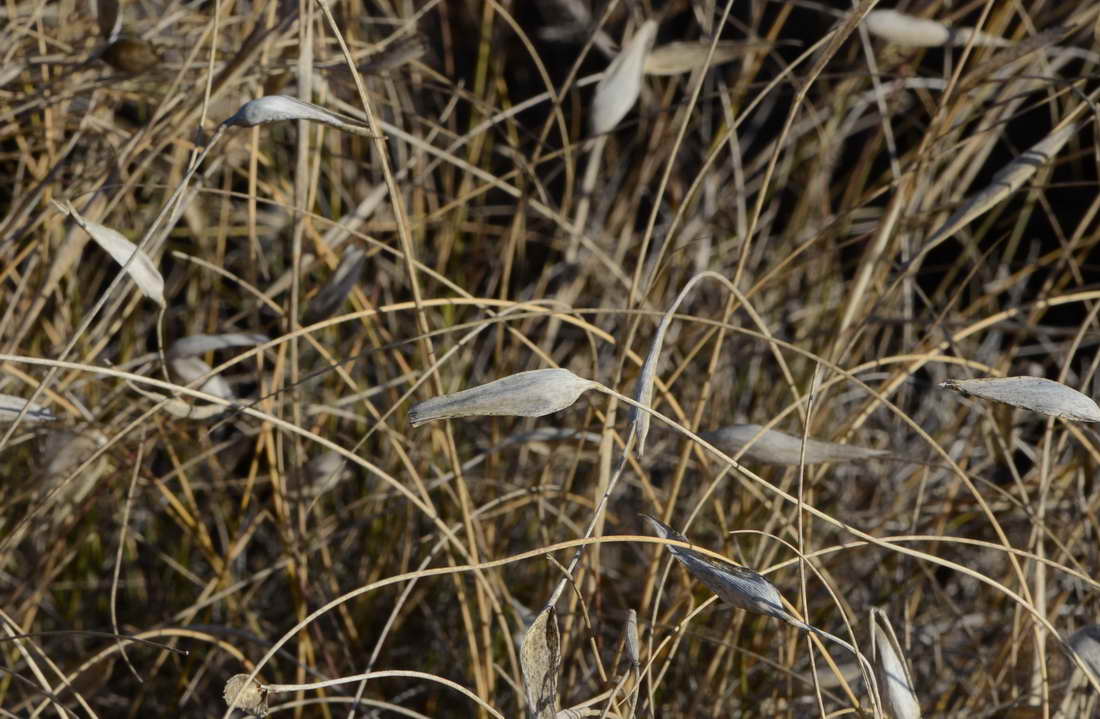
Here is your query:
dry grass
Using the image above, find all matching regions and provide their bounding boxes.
[2,0,1100,717]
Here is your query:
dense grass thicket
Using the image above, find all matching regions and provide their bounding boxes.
[2,0,1100,716]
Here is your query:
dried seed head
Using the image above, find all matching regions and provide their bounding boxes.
[52,200,165,306]
[940,376,1100,422]
[1068,625,1100,681]
[865,10,951,46]
[871,609,922,719]
[167,333,268,359]
[409,368,597,427]
[521,606,561,719]
[223,95,364,135]
[625,609,640,668]
[643,40,760,76]
[0,394,55,423]
[642,514,791,622]
[223,673,268,717]
[923,124,1076,257]
[101,37,159,74]
[590,20,657,135]
[169,356,235,401]
[701,424,888,465]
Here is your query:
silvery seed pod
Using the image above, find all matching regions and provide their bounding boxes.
[871,608,922,719]
[940,376,1100,422]
[701,424,888,465]
[642,514,790,621]
[409,368,598,427]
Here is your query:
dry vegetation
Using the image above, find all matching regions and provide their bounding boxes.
[3,0,1100,716]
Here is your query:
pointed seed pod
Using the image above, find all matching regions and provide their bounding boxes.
[701,424,888,465]
[1068,625,1100,681]
[643,40,763,76]
[223,95,370,136]
[167,333,269,359]
[625,609,640,668]
[0,394,54,423]
[590,20,657,135]
[409,368,598,427]
[521,606,561,719]
[940,376,1100,422]
[871,608,922,719]
[52,200,165,306]
[641,514,791,622]
[865,10,1008,47]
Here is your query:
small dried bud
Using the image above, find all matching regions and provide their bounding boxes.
[101,37,160,74]
[223,673,268,717]
[409,368,598,427]
[940,376,1100,422]
[1068,625,1100,681]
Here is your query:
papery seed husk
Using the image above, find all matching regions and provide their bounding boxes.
[872,608,922,719]
[641,514,790,621]
[52,200,165,306]
[924,124,1076,253]
[940,376,1100,422]
[169,356,235,401]
[126,379,226,420]
[0,393,55,423]
[223,673,268,716]
[625,609,640,667]
[521,606,561,719]
[305,247,366,322]
[167,333,269,359]
[643,40,760,76]
[590,20,657,135]
[1068,625,1100,680]
[865,10,1006,48]
[223,95,364,134]
[701,424,888,465]
[408,368,597,427]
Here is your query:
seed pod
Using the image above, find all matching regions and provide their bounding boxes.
[222,95,369,136]
[167,333,269,359]
[521,606,561,719]
[871,608,922,719]
[643,40,763,76]
[101,37,159,74]
[701,424,888,465]
[940,376,1100,422]
[625,609,640,668]
[0,394,54,423]
[169,356,235,401]
[920,124,1077,261]
[223,673,268,717]
[408,368,598,427]
[865,10,1008,48]
[590,20,657,135]
[52,200,165,307]
[641,514,791,622]
[1068,625,1100,681]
